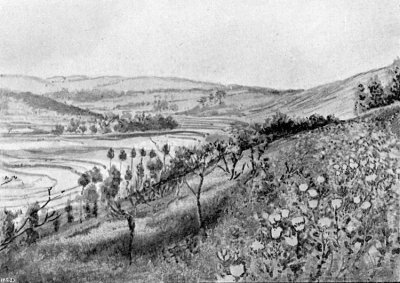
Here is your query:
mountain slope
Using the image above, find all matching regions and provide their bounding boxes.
[285,65,392,119]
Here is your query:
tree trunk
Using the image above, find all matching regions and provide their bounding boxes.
[93,201,98,218]
[131,158,133,173]
[127,214,135,265]
[196,174,205,231]
[109,159,111,170]
[80,186,84,223]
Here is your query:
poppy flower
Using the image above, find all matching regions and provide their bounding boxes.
[281,209,289,218]
[361,201,371,210]
[285,235,298,246]
[308,199,318,209]
[299,183,308,192]
[308,189,318,197]
[271,227,283,239]
[268,213,281,225]
[251,241,264,251]
[353,196,361,204]
[316,176,325,184]
[332,198,342,209]
[230,264,245,277]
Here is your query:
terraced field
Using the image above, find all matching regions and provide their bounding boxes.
[0,132,203,212]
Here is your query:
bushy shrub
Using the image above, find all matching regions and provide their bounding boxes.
[51,124,64,135]
[355,66,400,115]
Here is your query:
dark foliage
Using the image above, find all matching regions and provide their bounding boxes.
[112,113,179,132]
[65,201,74,223]
[101,166,121,199]
[51,124,64,135]
[355,67,400,115]
[257,111,340,139]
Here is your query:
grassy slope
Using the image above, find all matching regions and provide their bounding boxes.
[244,66,394,124]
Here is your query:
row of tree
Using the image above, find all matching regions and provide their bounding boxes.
[51,112,179,135]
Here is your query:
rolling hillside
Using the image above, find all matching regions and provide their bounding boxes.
[0,61,398,123]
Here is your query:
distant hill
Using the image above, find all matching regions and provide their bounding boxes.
[0,75,225,94]
[0,61,398,121]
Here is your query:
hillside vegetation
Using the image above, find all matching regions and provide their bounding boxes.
[1,107,399,282]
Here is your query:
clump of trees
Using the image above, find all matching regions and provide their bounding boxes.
[198,90,227,108]
[354,65,400,115]
[112,113,178,133]
[77,167,104,221]
[152,95,179,112]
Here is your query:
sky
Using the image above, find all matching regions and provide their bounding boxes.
[0,0,399,89]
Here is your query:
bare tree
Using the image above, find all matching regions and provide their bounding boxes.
[169,144,220,234]
[108,199,136,265]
